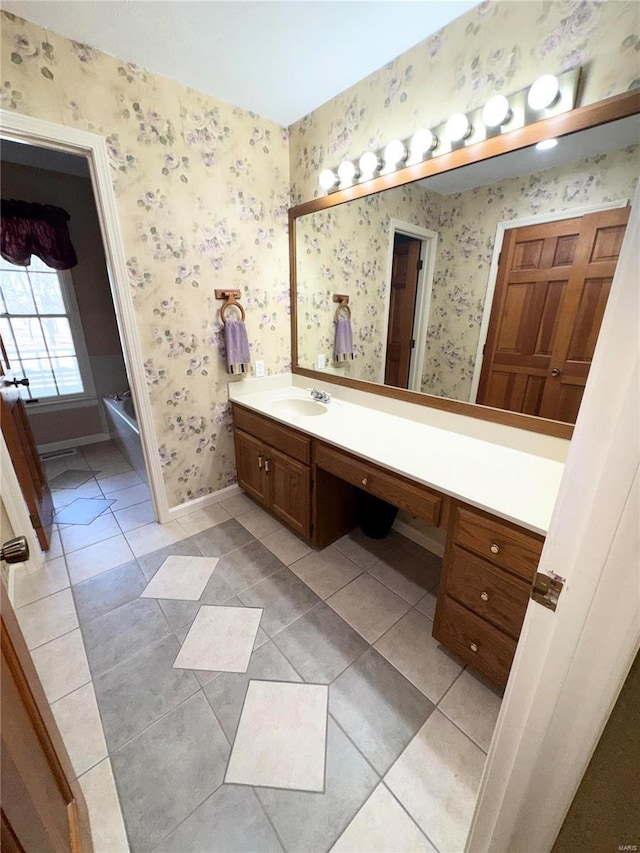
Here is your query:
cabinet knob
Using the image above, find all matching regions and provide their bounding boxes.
[480,591,489,602]
[264,459,271,473]
[490,543,500,554]
[470,642,479,653]
[361,477,368,486]
[258,454,263,469]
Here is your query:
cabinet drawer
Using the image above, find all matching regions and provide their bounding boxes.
[447,546,530,639]
[454,506,543,582]
[435,595,517,688]
[315,442,441,526]
[232,404,311,464]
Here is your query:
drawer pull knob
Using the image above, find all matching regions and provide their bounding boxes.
[258,455,263,470]
[480,591,489,602]
[490,543,500,554]
[264,459,271,473]
[362,478,368,486]
[470,642,479,653]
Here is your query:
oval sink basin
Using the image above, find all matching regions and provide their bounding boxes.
[270,398,328,417]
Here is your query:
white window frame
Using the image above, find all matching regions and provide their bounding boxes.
[1,264,97,410]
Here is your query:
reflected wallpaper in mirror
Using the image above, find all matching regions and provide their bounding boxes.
[295,131,638,415]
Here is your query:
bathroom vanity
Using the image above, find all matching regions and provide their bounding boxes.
[229,380,559,688]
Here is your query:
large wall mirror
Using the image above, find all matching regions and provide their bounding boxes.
[290,92,640,438]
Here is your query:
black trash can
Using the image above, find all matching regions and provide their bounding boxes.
[356,488,398,539]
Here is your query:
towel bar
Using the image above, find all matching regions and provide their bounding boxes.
[216,289,246,323]
[333,293,351,321]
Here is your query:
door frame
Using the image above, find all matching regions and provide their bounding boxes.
[468,199,629,404]
[0,109,169,523]
[466,186,639,851]
[381,219,438,392]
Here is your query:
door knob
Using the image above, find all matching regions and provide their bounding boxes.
[3,376,30,387]
[550,368,561,377]
[0,535,29,564]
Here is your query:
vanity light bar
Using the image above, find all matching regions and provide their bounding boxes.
[318,68,580,193]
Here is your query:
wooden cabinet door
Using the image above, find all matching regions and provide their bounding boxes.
[234,429,267,505]
[266,447,311,538]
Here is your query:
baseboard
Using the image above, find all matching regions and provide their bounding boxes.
[167,483,241,521]
[393,518,445,558]
[37,433,111,455]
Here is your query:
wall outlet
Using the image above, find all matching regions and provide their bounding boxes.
[317,354,326,369]
[254,359,265,377]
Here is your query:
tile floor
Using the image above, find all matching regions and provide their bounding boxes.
[13,440,504,853]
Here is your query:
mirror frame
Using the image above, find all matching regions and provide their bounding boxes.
[289,89,640,440]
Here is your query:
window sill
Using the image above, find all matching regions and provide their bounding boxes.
[25,396,100,415]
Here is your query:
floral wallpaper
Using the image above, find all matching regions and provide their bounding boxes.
[1,11,290,506]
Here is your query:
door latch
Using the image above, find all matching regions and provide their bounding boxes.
[531,571,565,611]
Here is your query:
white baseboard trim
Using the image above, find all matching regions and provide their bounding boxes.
[167,483,241,521]
[393,518,445,558]
[37,433,111,455]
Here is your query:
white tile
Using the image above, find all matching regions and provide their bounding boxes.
[60,512,120,554]
[31,628,91,703]
[16,588,78,650]
[176,503,231,536]
[327,574,410,643]
[262,528,312,565]
[220,492,259,517]
[108,483,151,512]
[237,506,283,538]
[439,669,503,752]
[141,555,219,601]
[79,759,130,853]
[99,470,141,493]
[174,605,262,672]
[51,682,108,776]
[51,480,103,510]
[226,680,327,792]
[44,529,63,562]
[415,591,438,621]
[385,711,485,853]
[375,609,463,703]
[331,783,435,853]
[66,535,134,585]
[125,520,186,557]
[114,500,156,532]
[290,546,363,600]
[13,555,69,607]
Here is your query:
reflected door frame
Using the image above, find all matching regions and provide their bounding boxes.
[468,198,629,403]
[380,219,438,392]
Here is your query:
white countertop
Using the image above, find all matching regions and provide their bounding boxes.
[228,375,567,535]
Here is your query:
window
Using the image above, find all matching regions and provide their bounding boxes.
[0,256,94,403]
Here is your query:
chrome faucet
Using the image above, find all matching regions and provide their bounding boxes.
[310,388,331,404]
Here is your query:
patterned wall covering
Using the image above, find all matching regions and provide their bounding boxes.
[1,11,290,506]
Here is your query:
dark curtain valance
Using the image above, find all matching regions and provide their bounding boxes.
[0,199,78,270]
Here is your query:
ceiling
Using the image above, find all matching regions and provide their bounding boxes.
[3,1,477,126]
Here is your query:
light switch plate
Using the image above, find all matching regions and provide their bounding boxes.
[317,354,326,369]
[255,360,265,377]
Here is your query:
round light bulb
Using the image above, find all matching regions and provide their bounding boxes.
[528,74,560,111]
[482,95,512,128]
[383,139,407,168]
[358,151,381,177]
[319,169,337,191]
[536,138,559,151]
[410,128,438,157]
[337,160,358,184]
[445,112,472,142]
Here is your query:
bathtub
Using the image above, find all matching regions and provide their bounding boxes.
[103,395,148,484]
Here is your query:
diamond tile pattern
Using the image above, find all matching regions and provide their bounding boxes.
[173,605,262,673]
[54,497,115,525]
[141,555,219,600]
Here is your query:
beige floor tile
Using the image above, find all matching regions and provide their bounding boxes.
[108,483,152,512]
[327,574,410,643]
[44,529,63,562]
[51,682,108,776]
[237,507,283,539]
[331,783,435,853]
[369,548,440,604]
[385,711,485,853]
[79,759,130,853]
[415,591,438,621]
[176,503,231,536]
[60,512,121,554]
[124,520,186,557]
[13,555,69,608]
[225,680,327,791]
[31,628,91,703]
[290,546,363,600]
[220,492,258,517]
[375,610,463,703]
[142,555,219,601]
[439,669,503,752]
[262,528,312,565]
[51,480,104,510]
[114,500,156,532]
[99,470,141,493]
[333,531,387,569]
[16,588,78,650]
[66,535,135,585]
[174,606,262,672]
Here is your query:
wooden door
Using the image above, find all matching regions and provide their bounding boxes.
[0,334,52,550]
[384,235,421,388]
[476,207,629,423]
[1,583,92,851]
[234,429,267,505]
[266,447,311,538]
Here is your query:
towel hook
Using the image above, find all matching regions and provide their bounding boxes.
[333,293,351,322]
[215,289,246,324]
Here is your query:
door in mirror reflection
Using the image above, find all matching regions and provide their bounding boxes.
[476,207,630,423]
[384,234,421,388]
